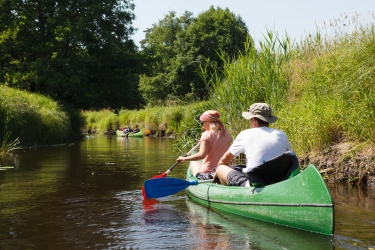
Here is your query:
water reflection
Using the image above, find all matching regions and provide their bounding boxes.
[329,183,375,249]
[185,201,333,250]
[0,136,374,249]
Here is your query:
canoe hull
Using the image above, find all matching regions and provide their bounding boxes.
[128,131,144,137]
[185,164,334,235]
[116,130,144,137]
[116,130,125,137]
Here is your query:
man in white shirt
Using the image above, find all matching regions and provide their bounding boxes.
[214,103,291,187]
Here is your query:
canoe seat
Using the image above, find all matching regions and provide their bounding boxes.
[245,151,300,187]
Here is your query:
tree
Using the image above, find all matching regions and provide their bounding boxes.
[0,0,143,110]
[139,6,251,105]
[185,6,250,99]
[139,11,194,105]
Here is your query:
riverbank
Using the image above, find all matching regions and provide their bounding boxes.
[301,140,375,187]
[0,85,83,151]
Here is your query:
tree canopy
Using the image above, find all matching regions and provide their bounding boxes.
[139,6,251,106]
[0,0,143,110]
[0,3,252,109]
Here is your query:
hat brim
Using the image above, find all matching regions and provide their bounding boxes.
[242,112,278,123]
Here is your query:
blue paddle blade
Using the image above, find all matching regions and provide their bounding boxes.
[143,177,198,199]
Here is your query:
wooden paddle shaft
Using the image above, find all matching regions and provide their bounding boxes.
[166,143,200,174]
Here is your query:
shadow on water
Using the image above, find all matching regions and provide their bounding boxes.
[0,136,374,249]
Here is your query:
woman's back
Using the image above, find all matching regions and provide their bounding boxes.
[199,129,231,173]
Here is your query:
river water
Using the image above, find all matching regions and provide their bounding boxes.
[0,136,374,250]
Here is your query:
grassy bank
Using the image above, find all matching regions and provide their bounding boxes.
[207,14,375,184]
[82,102,214,153]
[208,16,375,156]
[0,85,83,151]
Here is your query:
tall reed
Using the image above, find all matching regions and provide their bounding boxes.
[205,32,291,136]
[0,131,21,153]
[280,14,375,155]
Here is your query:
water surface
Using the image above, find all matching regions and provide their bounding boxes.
[0,136,374,249]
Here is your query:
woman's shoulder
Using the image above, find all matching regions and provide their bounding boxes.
[201,129,218,139]
[202,130,215,136]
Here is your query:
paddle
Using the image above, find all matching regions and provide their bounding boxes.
[143,177,213,199]
[149,143,200,179]
[141,143,200,199]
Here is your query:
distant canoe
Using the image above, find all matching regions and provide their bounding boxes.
[116,130,144,137]
[116,130,126,137]
[128,131,144,137]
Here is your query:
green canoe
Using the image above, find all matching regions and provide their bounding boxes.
[116,130,126,137]
[128,130,144,137]
[185,164,334,235]
[116,130,144,137]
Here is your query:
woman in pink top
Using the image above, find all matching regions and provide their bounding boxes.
[177,110,232,180]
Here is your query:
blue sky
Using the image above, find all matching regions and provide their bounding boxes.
[132,0,374,46]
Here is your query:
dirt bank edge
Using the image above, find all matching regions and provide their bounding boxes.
[300,141,375,187]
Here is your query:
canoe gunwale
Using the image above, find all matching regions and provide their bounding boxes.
[116,130,144,137]
[186,189,334,207]
[128,130,144,137]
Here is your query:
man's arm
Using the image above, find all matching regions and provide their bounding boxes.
[218,150,235,166]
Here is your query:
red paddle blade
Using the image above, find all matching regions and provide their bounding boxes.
[142,185,147,199]
[150,172,167,179]
[142,198,158,210]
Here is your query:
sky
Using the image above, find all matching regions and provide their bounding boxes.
[132,0,374,46]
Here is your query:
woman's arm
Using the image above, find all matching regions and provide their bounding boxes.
[177,140,209,162]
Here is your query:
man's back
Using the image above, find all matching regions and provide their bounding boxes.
[230,127,291,170]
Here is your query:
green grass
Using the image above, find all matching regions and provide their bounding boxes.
[0,85,73,149]
[83,103,209,134]
[201,14,375,160]
[203,32,291,136]
[279,14,375,155]
[81,102,215,152]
